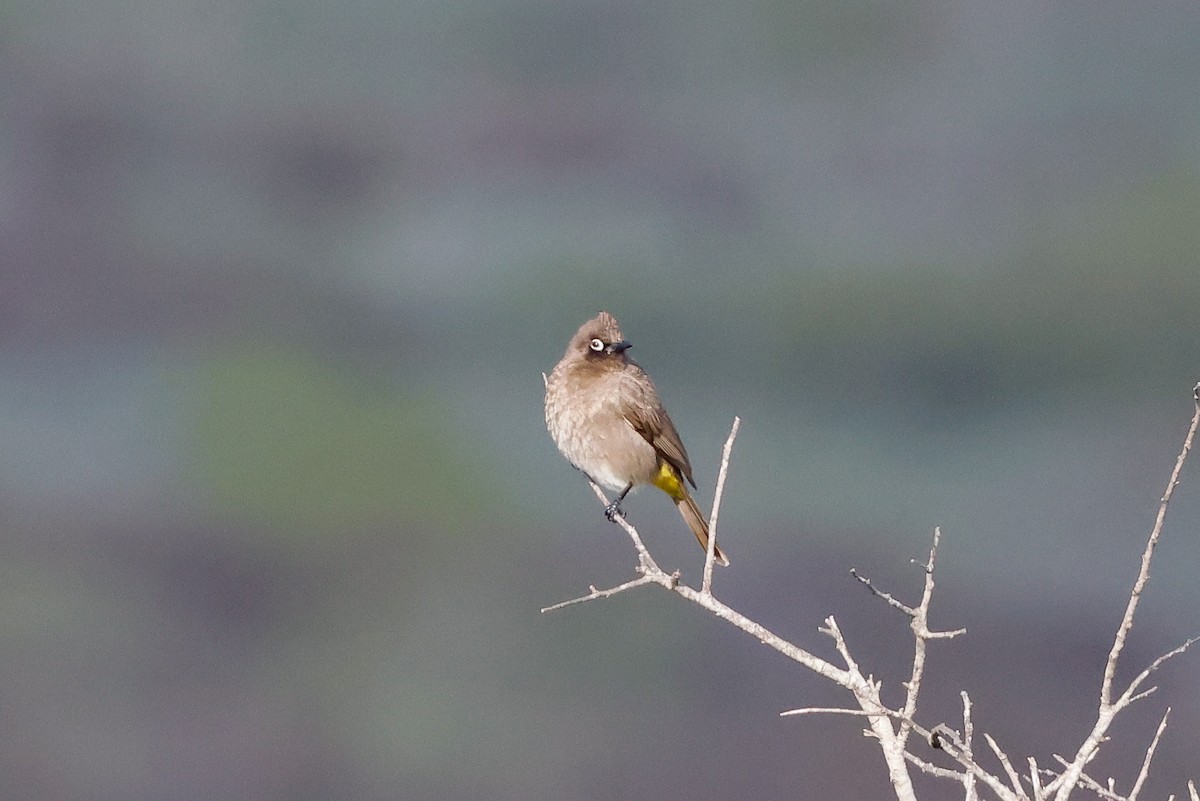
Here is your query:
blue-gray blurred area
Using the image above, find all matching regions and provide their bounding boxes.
[2,0,1199,798]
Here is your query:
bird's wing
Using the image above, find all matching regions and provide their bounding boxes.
[623,401,697,489]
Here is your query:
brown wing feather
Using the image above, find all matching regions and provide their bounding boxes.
[623,403,697,489]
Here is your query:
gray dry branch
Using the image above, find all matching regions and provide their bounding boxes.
[543,385,1200,801]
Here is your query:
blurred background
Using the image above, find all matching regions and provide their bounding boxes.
[2,0,1199,798]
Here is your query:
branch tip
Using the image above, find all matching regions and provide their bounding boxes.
[703,415,741,593]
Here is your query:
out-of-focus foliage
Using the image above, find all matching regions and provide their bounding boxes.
[190,342,494,533]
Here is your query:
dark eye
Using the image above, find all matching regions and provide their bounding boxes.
[589,338,605,352]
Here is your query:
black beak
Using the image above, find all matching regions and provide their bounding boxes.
[608,340,632,354]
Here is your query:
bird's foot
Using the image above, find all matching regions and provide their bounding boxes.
[604,500,624,522]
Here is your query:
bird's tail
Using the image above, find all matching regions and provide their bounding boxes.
[676,490,730,566]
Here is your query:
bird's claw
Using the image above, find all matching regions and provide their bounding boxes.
[604,500,623,522]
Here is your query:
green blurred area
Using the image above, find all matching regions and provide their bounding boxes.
[2,0,1199,798]
[189,342,496,535]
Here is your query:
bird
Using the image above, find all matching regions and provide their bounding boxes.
[544,311,728,565]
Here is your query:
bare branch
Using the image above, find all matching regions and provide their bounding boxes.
[583,478,661,573]
[821,615,866,677]
[1044,754,1128,801]
[782,701,948,754]
[1101,391,1200,707]
[961,693,978,801]
[1127,708,1170,801]
[1118,638,1198,708]
[1028,757,1045,801]
[984,732,1030,801]
[961,692,974,749]
[928,628,969,640]
[904,750,967,781]
[551,428,858,688]
[780,706,882,718]
[544,388,1200,801]
[671,582,855,685]
[1125,686,1159,707]
[703,416,740,594]
[540,575,657,613]
[924,726,1026,801]
[899,528,966,748]
[1070,771,1126,801]
[848,528,964,758]
[850,568,917,616]
[1051,389,1200,801]
[683,596,917,798]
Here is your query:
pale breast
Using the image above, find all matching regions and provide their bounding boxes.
[545,364,658,491]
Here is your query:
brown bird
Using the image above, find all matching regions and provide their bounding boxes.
[544,311,728,565]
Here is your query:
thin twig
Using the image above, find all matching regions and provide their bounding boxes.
[1125,686,1159,706]
[922,726,1025,801]
[984,733,1029,801]
[546,426,853,684]
[900,528,966,748]
[821,616,864,676]
[1052,387,1200,801]
[1101,389,1200,707]
[1069,769,1126,801]
[780,706,882,718]
[703,416,740,594]
[904,750,966,781]
[1127,708,1170,801]
[669,582,854,685]
[961,692,974,749]
[780,699,957,755]
[1044,753,1130,801]
[1117,638,1198,707]
[584,478,661,574]
[850,568,916,615]
[848,529,964,756]
[687,591,916,798]
[540,575,657,613]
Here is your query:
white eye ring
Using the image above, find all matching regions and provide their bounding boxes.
[589,338,605,352]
